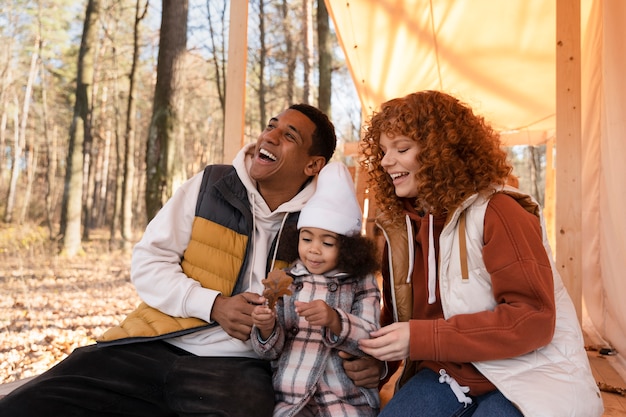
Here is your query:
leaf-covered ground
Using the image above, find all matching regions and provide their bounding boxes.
[0,225,141,384]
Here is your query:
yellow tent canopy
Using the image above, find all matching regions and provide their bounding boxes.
[223,0,626,384]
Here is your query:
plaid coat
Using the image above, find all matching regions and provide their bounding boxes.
[251,260,381,417]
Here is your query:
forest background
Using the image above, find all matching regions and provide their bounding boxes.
[0,0,544,384]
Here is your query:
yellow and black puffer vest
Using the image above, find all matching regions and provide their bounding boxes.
[98,165,296,346]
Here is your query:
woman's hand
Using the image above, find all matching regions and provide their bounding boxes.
[358,322,411,362]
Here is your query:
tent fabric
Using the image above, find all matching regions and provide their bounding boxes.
[582,0,626,375]
[326,0,626,379]
[326,0,556,145]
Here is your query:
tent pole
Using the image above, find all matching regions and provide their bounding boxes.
[223,1,249,164]
[555,0,582,321]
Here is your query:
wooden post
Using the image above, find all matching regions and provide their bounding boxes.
[223,1,249,164]
[555,0,582,320]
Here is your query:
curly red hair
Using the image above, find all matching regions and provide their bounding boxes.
[360,91,512,223]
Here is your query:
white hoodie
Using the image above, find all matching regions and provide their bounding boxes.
[131,143,317,357]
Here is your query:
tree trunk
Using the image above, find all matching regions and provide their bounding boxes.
[18,144,37,225]
[110,44,122,248]
[92,84,110,229]
[18,37,42,225]
[302,0,314,104]
[145,0,188,221]
[257,0,267,131]
[41,59,57,237]
[0,39,14,182]
[60,0,100,256]
[317,0,331,115]
[529,146,543,206]
[0,6,17,183]
[121,0,148,246]
[0,111,7,182]
[4,98,20,223]
[205,0,228,161]
[5,35,38,224]
[281,0,295,106]
[82,35,107,240]
[206,0,227,117]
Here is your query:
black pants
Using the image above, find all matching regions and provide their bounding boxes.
[0,341,274,417]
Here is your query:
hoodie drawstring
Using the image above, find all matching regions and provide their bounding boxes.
[247,194,289,289]
[248,194,257,290]
[270,212,290,272]
[405,214,414,284]
[427,213,437,304]
[439,369,473,407]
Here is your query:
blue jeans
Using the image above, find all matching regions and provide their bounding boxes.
[379,368,523,417]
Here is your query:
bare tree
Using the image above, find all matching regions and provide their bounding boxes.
[120,0,149,246]
[205,0,227,158]
[317,0,331,114]
[109,55,123,246]
[5,34,39,223]
[41,53,57,237]
[145,0,188,221]
[0,4,20,184]
[59,0,100,256]
[206,0,227,116]
[281,0,295,106]
[91,82,110,229]
[82,36,107,241]
[301,0,314,104]
[257,0,267,131]
[528,146,544,206]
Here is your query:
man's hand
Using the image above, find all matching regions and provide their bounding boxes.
[339,351,384,389]
[211,292,263,341]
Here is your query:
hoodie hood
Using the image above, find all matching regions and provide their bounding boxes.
[232,143,318,295]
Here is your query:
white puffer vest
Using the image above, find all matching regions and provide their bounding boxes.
[382,187,603,417]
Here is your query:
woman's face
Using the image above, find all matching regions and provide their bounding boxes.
[379,132,421,199]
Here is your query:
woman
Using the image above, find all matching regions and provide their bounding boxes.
[358,91,603,416]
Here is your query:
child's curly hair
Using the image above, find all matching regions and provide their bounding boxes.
[278,224,380,277]
[360,90,512,223]
[335,233,380,277]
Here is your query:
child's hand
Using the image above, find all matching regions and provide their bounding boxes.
[294,300,341,335]
[251,303,276,339]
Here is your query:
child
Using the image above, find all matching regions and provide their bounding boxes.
[251,161,381,417]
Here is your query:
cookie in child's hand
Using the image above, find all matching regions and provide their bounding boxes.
[262,270,293,309]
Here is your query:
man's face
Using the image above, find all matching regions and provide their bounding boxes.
[250,109,321,191]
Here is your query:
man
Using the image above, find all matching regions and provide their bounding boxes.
[0,104,381,417]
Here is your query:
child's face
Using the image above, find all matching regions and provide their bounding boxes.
[298,227,340,275]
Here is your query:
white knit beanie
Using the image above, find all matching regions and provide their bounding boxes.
[297,161,362,236]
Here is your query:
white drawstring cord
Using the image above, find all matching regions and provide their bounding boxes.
[405,214,414,284]
[427,213,437,304]
[270,212,289,272]
[439,369,473,407]
[248,194,257,289]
